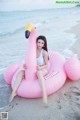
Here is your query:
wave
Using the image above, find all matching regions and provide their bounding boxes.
[0,21,45,38]
[0,7,79,38]
[0,26,24,38]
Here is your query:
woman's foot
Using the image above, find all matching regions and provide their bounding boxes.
[9,91,16,102]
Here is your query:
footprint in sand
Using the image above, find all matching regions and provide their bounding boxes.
[64,86,80,105]
[69,87,80,105]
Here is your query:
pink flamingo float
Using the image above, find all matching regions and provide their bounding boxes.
[4,24,80,98]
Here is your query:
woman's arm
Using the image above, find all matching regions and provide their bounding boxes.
[23,64,27,69]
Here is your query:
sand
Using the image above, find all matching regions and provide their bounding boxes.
[0,22,80,120]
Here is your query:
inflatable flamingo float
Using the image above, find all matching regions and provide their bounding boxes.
[4,24,80,98]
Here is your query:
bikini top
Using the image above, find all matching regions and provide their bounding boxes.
[37,49,45,66]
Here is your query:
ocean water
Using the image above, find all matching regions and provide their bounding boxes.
[0,7,80,109]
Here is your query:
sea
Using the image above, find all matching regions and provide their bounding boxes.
[0,7,80,109]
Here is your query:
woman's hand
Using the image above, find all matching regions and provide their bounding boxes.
[22,71,25,79]
[37,66,42,70]
[23,64,27,69]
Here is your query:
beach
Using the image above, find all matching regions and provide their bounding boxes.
[1,23,80,120]
[1,79,80,120]
[0,8,80,120]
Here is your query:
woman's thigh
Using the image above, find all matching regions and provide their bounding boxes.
[37,69,48,77]
[42,69,48,76]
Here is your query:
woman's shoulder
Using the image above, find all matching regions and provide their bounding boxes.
[43,49,48,56]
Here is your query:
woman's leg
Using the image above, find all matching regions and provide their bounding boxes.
[37,70,48,104]
[9,70,25,102]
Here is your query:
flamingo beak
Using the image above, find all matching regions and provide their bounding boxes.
[25,24,35,39]
[25,30,30,38]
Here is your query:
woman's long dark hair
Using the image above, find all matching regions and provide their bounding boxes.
[36,35,48,52]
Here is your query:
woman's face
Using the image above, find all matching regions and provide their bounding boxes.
[37,39,44,49]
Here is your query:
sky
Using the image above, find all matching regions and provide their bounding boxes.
[0,0,76,11]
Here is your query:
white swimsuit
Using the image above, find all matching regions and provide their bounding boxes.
[37,49,45,66]
[37,49,49,75]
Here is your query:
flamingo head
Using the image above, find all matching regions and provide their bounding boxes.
[25,24,36,38]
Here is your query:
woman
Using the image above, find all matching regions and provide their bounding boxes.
[36,35,49,104]
[10,35,49,105]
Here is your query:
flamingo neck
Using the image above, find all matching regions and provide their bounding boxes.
[25,30,38,81]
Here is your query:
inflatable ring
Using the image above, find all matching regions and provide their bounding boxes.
[4,24,67,98]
